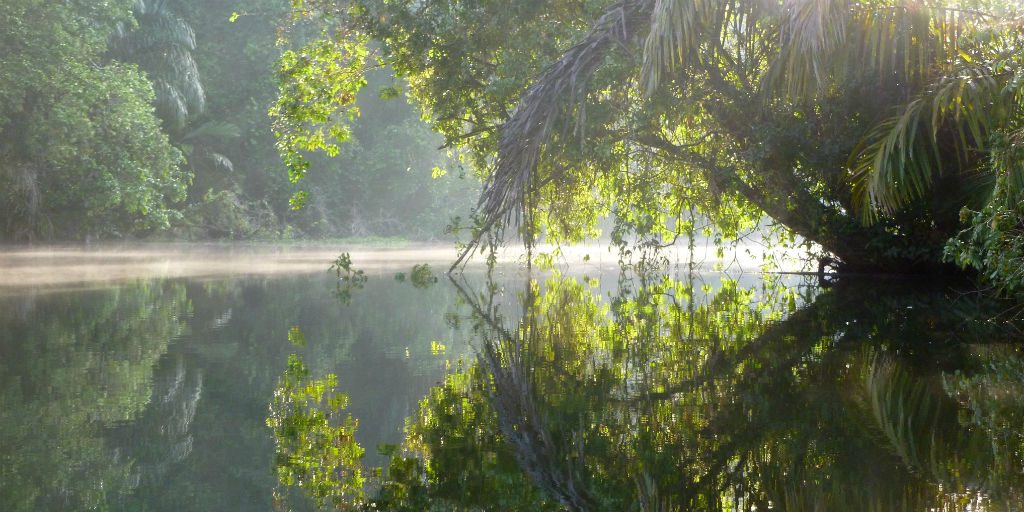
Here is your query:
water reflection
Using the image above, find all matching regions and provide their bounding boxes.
[0,274,472,511]
[0,283,189,510]
[1,267,1022,510]
[271,271,1024,511]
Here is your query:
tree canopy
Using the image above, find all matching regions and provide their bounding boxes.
[0,0,477,242]
[278,0,1024,282]
[0,0,187,239]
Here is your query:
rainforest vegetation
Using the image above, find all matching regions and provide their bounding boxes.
[7,2,1024,509]
[3,0,1024,289]
[266,0,1024,292]
[0,0,477,242]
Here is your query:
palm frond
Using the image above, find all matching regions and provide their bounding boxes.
[482,0,654,231]
[109,0,205,128]
[110,1,196,56]
[640,0,715,95]
[153,80,190,128]
[766,0,850,99]
[208,152,234,173]
[765,0,974,101]
[163,46,205,113]
[182,121,242,141]
[855,1,937,81]
[852,61,1012,219]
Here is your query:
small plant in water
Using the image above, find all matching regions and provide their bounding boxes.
[330,253,366,282]
[410,263,437,288]
[287,326,307,347]
[329,252,367,304]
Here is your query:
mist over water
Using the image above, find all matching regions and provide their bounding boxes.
[0,241,809,291]
[0,245,456,290]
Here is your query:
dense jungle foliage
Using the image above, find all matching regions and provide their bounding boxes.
[273,0,1024,291]
[0,0,476,242]
[5,0,1024,290]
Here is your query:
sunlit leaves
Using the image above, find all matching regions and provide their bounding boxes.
[267,354,366,509]
[270,30,371,206]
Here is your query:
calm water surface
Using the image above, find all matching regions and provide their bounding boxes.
[1,248,1023,511]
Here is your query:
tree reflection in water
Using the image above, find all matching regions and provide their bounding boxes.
[270,270,1024,511]
[0,283,190,510]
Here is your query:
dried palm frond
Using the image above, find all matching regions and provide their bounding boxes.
[480,309,599,511]
[480,0,655,236]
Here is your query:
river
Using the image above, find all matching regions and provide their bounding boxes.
[0,245,1021,511]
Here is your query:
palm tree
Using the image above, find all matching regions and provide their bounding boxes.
[109,0,205,131]
[109,1,237,195]
[470,0,1024,272]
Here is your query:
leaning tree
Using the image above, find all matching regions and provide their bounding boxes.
[276,0,1024,275]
